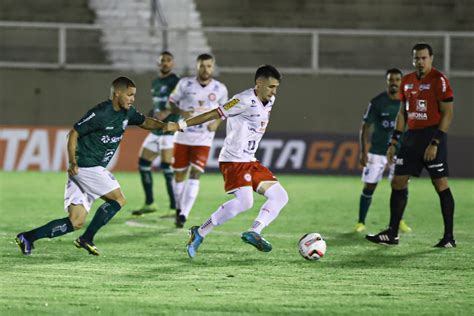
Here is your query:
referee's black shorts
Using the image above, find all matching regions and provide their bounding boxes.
[395,126,449,179]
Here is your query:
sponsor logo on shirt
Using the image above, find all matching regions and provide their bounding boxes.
[408,112,428,120]
[416,99,427,112]
[223,98,240,110]
[105,126,114,130]
[100,135,123,144]
[77,112,96,125]
[419,84,431,91]
[404,84,413,91]
[208,93,216,101]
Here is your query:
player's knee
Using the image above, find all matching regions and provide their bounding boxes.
[70,217,85,230]
[138,157,152,169]
[115,197,127,207]
[189,169,202,179]
[235,187,254,210]
[174,171,187,182]
[265,183,289,206]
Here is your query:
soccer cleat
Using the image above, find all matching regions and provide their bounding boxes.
[175,212,186,228]
[241,231,272,252]
[365,229,399,246]
[131,203,159,216]
[434,237,456,248]
[186,226,204,258]
[399,219,412,233]
[353,222,366,233]
[74,237,100,256]
[15,233,34,256]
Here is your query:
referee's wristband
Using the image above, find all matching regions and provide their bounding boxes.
[178,120,188,130]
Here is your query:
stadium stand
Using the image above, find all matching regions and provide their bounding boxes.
[0,0,107,64]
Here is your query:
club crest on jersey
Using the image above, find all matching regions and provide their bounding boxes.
[208,93,216,101]
[243,173,252,182]
[160,86,168,93]
[122,119,129,130]
[223,98,240,110]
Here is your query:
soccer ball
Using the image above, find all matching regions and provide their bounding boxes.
[298,233,327,261]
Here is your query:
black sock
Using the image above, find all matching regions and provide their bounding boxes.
[438,188,455,239]
[24,217,74,242]
[358,188,374,224]
[389,188,408,235]
[161,162,176,209]
[139,158,154,205]
[82,200,122,242]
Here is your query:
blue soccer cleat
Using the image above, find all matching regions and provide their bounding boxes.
[241,231,272,252]
[15,233,34,256]
[187,226,204,258]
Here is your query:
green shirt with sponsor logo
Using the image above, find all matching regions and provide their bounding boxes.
[74,100,145,168]
[363,92,402,155]
[151,73,180,136]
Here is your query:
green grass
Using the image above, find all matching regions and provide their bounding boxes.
[1,171,473,315]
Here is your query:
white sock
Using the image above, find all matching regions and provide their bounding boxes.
[210,187,254,226]
[180,179,200,218]
[198,217,215,237]
[173,179,185,210]
[250,183,289,234]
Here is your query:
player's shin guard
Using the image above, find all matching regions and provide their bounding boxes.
[180,179,200,218]
[251,183,289,234]
[161,162,176,209]
[203,187,254,237]
[438,188,455,239]
[388,188,408,235]
[138,158,153,205]
[82,200,121,242]
[24,217,74,242]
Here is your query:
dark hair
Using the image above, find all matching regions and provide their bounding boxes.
[160,51,174,58]
[385,68,403,77]
[112,76,136,90]
[196,53,214,62]
[412,43,433,56]
[255,65,281,82]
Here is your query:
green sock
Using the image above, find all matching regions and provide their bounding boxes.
[82,200,121,242]
[161,162,176,209]
[358,188,374,224]
[24,217,74,242]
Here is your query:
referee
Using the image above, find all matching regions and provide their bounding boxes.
[366,43,456,248]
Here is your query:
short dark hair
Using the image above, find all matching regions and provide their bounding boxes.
[412,43,433,56]
[386,68,403,77]
[112,76,136,90]
[255,65,281,82]
[197,53,214,62]
[160,51,174,58]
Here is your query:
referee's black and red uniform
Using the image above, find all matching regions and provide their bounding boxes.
[395,68,454,178]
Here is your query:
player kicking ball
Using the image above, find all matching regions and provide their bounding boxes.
[164,65,289,258]
[15,77,165,256]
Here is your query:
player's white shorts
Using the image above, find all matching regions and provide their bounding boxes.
[64,166,120,212]
[141,133,174,153]
[361,153,395,183]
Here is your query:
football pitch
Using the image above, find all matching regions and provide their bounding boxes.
[1,171,473,315]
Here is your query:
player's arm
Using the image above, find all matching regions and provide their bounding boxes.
[140,117,165,130]
[386,102,406,163]
[167,100,192,119]
[164,109,220,133]
[359,122,371,167]
[67,129,79,177]
[424,100,453,161]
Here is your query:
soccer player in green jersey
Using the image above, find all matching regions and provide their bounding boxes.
[132,51,180,216]
[15,77,165,256]
[354,68,411,233]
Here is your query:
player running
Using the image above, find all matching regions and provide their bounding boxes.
[164,65,289,258]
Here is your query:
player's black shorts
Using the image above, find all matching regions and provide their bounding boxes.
[395,126,448,178]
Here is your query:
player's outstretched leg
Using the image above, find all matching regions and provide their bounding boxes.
[241,231,272,252]
[187,226,204,258]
